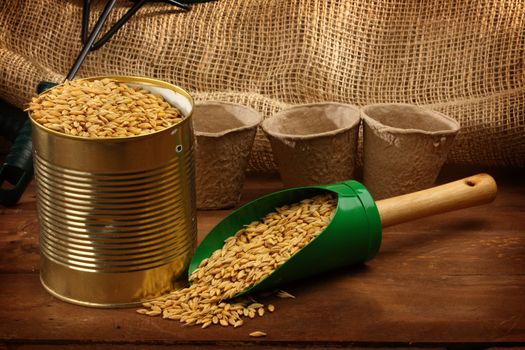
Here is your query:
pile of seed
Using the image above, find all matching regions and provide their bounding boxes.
[137,193,337,329]
[27,78,183,137]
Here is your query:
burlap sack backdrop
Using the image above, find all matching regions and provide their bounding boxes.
[0,0,524,169]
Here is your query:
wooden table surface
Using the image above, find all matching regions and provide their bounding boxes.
[1,167,524,349]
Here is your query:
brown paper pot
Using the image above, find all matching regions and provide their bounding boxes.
[362,103,460,200]
[193,102,262,209]
[262,103,361,187]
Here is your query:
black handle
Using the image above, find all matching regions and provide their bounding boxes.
[84,0,193,51]
[81,0,92,44]
[0,120,34,206]
[37,81,58,94]
[0,80,56,207]
[0,100,26,142]
[67,0,118,80]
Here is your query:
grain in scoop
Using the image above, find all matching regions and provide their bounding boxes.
[137,193,337,328]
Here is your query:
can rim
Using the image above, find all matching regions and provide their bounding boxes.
[28,75,194,143]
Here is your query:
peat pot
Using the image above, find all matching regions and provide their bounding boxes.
[193,102,261,209]
[362,103,460,199]
[262,103,361,188]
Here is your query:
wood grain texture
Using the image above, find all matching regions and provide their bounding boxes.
[0,167,524,348]
[376,173,498,227]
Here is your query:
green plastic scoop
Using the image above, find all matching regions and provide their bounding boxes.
[189,173,497,298]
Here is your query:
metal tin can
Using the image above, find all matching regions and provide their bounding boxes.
[29,76,196,307]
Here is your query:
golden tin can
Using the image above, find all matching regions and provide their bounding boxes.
[29,76,196,307]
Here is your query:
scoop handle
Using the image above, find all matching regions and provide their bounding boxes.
[375,173,497,228]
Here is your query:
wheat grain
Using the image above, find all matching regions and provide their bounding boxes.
[276,290,296,299]
[249,331,267,337]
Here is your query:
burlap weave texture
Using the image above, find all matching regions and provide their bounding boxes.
[0,0,523,169]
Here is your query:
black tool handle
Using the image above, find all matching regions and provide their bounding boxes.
[67,0,118,80]
[0,102,26,142]
[37,81,58,94]
[0,82,57,207]
[0,120,33,206]
[87,0,192,50]
[81,0,92,44]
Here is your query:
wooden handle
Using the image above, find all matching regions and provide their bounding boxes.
[375,173,497,227]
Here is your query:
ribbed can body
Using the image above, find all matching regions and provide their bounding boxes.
[29,77,196,307]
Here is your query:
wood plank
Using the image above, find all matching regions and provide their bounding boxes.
[0,273,524,344]
[0,345,449,350]
[1,172,523,275]
[1,168,524,346]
